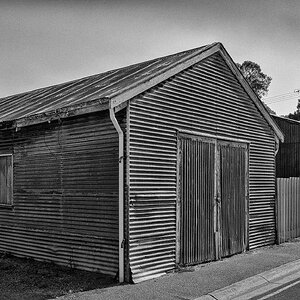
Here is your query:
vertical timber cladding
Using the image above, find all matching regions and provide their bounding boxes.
[178,135,248,266]
[218,141,248,258]
[0,110,124,275]
[178,135,215,265]
[128,52,276,282]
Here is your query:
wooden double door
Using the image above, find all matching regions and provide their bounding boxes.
[178,134,248,265]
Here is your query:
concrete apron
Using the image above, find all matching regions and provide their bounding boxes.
[196,259,300,300]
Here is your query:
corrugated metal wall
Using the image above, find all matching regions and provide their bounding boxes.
[277,177,300,243]
[128,53,276,282]
[272,116,300,178]
[0,110,124,276]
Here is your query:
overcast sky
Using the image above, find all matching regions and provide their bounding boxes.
[0,0,299,115]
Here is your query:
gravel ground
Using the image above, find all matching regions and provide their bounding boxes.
[0,252,118,300]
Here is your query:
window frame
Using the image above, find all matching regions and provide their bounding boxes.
[0,153,13,208]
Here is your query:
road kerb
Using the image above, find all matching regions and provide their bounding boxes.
[195,259,300,300]
[259,259,300,282]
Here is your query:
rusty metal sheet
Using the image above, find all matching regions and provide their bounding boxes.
[0,46,209,124]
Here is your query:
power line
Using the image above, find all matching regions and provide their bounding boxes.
[264,92,295,100]
[264,95,295,103]
[265,95,299,105]
[263,90,300,104]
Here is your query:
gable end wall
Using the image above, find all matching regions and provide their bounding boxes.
[128,53,276,282]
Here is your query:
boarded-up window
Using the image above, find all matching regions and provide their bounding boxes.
[0,155,13,205]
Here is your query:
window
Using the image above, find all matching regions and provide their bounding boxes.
[0,154,13,206]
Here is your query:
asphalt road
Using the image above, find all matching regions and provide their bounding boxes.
[255,279,300,300]
[268,281,300,299]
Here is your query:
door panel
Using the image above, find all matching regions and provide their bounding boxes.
[219,142,247,257]
[179,135,215,265]
[178,134,248,265]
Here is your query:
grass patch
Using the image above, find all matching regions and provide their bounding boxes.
[0,252,117,300]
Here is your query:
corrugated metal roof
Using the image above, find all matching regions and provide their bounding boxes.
[0,42,284,142]
[0,44,210,123]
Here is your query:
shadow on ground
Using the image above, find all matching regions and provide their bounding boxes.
[0,252,119,300]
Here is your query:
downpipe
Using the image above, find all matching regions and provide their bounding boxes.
[275,136,280,245]
[109,103,124,283]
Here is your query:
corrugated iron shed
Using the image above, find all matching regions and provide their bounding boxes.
[272,115,300,177]
[0,42,286,284]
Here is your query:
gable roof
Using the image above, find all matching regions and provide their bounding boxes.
[0,42,283,141]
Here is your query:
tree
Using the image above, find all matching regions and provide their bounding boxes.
[236,60,275,114]
[287,99,300,121]
[236,61,272,99]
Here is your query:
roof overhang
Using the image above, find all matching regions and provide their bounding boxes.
[108,42,284,142]
[10,98,109,129]
[109,42,220,109]
[7,42,284,142]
